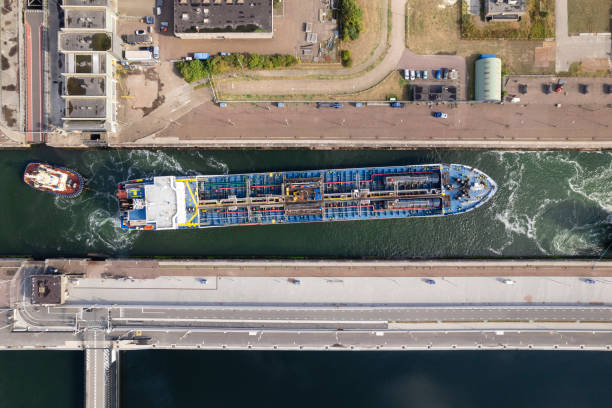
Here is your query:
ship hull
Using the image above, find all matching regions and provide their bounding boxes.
[23,162,84,198]
[117,164,497,231]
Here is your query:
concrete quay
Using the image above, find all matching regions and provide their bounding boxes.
[2,258,612,408]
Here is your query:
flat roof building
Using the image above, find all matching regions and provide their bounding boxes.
[31,275,66,305]
[173,0,273,39]
[64,9,106,30]
[58,0,117,133]
[475,54,502,102]
[485,0,526,22]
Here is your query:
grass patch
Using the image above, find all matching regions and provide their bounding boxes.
[558,61,611,77]
[567,0,612,34]
[194,82,210,90]
[406,0,555,98]
[343,0,385,66]
[347,71,411,100]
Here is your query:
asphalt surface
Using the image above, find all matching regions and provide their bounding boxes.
[24,11,45,143]
[3,258,611,353]
[117,101,612,150]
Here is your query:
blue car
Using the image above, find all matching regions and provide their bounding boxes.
[423,279,436,285]
[390,102,404,108]
[582,278,596,284]
[434,70,441,79]
[317,102,342,108]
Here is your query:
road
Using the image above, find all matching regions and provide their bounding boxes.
[114,101,612,149]
[24,11,45,144]
[3,258,611,353]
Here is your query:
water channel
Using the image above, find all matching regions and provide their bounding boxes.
[0,148,609,258]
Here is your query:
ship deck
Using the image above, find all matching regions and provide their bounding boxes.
[118,164,496,230]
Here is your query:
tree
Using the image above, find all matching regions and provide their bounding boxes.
[339,0,363,41]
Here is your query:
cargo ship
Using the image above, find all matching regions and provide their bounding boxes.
[23,162,84,198]
[117,164,496,231]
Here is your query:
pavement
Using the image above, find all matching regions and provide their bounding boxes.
[114,101,612,149]
[555,0,612,72]
[1,258,611,355]
[505,76,612,104]
[398,50,467,100]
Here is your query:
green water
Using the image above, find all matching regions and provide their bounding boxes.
[0,351,83,408]
[0,148,610,258]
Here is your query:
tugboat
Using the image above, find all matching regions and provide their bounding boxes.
[23,162,84,198]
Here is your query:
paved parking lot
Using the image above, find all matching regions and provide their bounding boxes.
[505,76,612,104]
[398,50,467,100]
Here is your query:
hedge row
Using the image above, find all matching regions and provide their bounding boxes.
[176,53,299,83]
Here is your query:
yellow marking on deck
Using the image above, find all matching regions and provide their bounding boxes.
[178,180,199,228]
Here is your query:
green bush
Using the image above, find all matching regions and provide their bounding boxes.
[176,53,298,82]
[339,0,363,41]
[341,50,353,67]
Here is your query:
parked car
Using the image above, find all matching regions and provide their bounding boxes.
[145,16,154,24]
[415,70,421,79]
[579,84,589,94]
[434,69,441,79]
[152,46,159,59]
[499,278,515,285]
[542,83,551,94]
[410,70,416,80]
[317,102,342,108]
[581,278,596,284]
[156,6,161,16]
[219,52,231,56]
[433,112,447,118]
[135,29,146,35]
[423,279,436,285]
[390,102,404,108]
[422,70,428,80]
[604,84,612,94]
[442,68,449,79]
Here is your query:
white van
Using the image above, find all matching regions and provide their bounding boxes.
[156,7,161,16]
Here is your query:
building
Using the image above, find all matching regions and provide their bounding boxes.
[31,275,67,305]
[485,0,526,22]
[57,0,119,133]
[474,54,502,102]
[173,0,273,39]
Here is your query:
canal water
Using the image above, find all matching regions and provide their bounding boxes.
[0,148,609,258]
[3,350,612,408]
